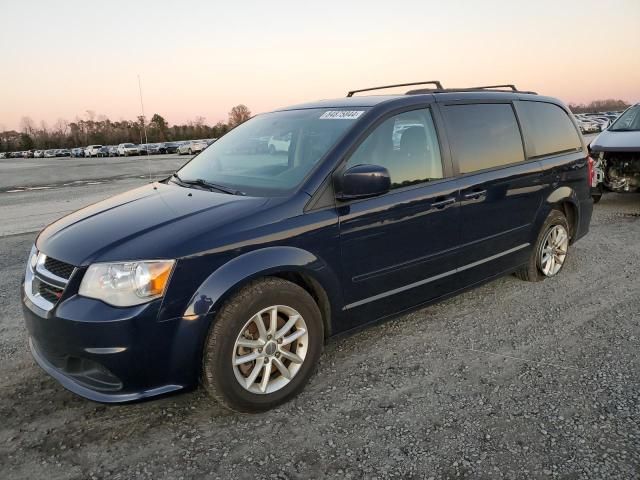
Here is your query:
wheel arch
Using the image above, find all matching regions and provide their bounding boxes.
[544,186,580,242]
[184,246,341,339]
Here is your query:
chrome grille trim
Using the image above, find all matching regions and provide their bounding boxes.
[24,248,74,312]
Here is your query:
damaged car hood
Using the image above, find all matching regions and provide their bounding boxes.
[590,130,640,152]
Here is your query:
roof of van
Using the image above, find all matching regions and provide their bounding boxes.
[276,91,562,112]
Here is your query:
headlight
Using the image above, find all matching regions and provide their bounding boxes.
[28,246,38,273]
[79,260,175,307]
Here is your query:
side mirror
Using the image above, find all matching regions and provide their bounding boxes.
[336,164,391,200]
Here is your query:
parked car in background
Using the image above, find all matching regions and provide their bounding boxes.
[58,149,71,157]
[33,150,44,158]
[267,133,292,154]
[21,82,594,412]
[10,152,22,158]
[108,146,119,157]
[85,145,103,158]
[177,140,207,155]
[0,152,7,159]
[164,142,181,154]
[145,143,164,155]
[22,151,34,158]
[71,148,84,157]
[590,103,640,202]
[44,149,57,158]
[575,116,600,134]
[117,143,139,156]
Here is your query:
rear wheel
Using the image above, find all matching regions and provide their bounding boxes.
[202,278,323,412]
[515,209,570,282]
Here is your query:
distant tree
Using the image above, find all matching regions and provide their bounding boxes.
[19,116,35,135]
[150,113,169,141]
[228,105,251,128]
[213,121,229,138]
[19,133,34,150]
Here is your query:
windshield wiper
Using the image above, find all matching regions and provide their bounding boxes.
[172,173,245,195]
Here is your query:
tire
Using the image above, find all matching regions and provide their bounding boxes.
[515,209,570,282]
[202,277,324,413]
[268,144,276,155]
[188,149,193,155]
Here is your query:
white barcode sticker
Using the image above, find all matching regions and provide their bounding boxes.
[319,110,365,120]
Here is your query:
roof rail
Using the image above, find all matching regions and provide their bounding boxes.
[406,84,538,95]
[346,81,444,97]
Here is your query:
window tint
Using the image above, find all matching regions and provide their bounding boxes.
[346,109,443,189]
[515,101,581,157]
[442,104,524,174]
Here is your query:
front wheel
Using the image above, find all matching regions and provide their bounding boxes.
[515,209,570,282]
[202,278,324,412]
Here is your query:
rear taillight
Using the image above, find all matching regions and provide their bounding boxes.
[587,155,595,187]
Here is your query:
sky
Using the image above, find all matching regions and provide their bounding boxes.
[1,0,639,131]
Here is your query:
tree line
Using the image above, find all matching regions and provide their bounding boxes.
[567,99,630,114]
[0,104,252,153]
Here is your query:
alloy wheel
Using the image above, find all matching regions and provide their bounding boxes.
[232,305,308,394]
[538,224,568,277]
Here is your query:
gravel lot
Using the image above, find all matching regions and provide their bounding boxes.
[0,152,638,479]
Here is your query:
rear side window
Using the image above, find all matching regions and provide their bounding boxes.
[515,101,581,157]
[442,104,524,174]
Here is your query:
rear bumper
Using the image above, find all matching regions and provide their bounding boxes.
[575,196,594,242]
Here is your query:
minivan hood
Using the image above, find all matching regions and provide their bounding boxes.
[37,182,269,266]
[590,130,640,152]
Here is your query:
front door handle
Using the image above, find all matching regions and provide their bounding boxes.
[430,198,456,209]
[463,190,487,200]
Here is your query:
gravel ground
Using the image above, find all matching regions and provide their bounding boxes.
[0,192,638,480]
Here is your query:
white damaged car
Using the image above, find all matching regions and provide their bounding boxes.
[589,103,640,203]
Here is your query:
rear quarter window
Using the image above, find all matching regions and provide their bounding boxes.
[515,101,582,158]
[441,103,525,174]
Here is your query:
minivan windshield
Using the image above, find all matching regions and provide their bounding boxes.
[609,105,640,132]
[175,108,368,196]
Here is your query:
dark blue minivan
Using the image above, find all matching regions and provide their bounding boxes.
[22,82,594,412]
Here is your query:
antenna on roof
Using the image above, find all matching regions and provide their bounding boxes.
[137,74,151,183]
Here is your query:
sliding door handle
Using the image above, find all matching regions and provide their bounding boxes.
[463,190,487,200]
[430,198,456,209]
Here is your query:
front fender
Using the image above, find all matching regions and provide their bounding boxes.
[162,246,342,388]
[184,246,342,319]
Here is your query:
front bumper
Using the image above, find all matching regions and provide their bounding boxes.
[22,287,207,403]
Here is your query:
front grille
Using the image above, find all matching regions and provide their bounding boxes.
[36,279,64,304]
[44,256,75,280]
